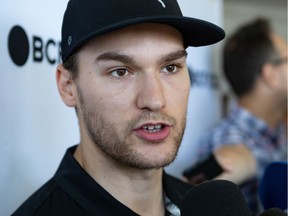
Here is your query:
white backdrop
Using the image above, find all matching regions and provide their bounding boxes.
[166,0,224,177]
[0,0,223,215]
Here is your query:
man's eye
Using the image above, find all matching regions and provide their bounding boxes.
[111,68,129,77]
[162,65,177,74]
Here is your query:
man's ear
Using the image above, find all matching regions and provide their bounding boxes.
[56,64,77,107]
[261,62,279,88]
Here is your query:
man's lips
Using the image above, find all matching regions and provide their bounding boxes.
[133,122,172,142]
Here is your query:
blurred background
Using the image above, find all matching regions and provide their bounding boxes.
[224,0,286,39]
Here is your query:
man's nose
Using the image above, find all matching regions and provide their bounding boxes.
[135,73,166,111]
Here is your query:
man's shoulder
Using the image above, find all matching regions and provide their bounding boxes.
[196,117,252,152]
[165,173,191,191]
[12,179,56,216]
[11,179,88,216]
[164,172,192,206]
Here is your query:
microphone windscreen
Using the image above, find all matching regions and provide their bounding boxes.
[259,161,287,210]
[258,208,287,216]
[180,180,251,216]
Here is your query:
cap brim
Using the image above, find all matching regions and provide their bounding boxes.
[66,16,225,61]
[156,16,225,47]
[82,16,223,45]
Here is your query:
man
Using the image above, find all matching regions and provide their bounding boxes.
[183,18,287,213]
[12,0,224,215]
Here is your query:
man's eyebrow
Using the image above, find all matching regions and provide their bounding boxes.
[96,52,135,64]
[95,50,187,64]
[160,50,188,63]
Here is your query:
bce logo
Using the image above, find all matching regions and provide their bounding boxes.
[8,25,61,66]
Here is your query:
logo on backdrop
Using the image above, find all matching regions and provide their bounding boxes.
[188,67,218,89]
[8,25,61,66]
[8,26,29,66]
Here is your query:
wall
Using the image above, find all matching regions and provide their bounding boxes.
[0,1,78,215]
[224,0,287,40]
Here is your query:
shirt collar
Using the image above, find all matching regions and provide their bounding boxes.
[54,145,190,215]
[54,145,139,215]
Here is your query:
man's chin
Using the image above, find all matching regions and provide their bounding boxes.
[134,152,178,170]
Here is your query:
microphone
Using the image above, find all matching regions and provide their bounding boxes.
[180,180,252,216]
[259,161,287,210]
[258,208,287,216]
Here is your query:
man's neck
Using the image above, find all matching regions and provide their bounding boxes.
[239,95,285,128]
[74,143,166,216]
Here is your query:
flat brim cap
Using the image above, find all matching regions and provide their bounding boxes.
[61,0,225,62]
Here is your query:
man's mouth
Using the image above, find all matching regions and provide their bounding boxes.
[143,124,163,133]
[134,123,171,142]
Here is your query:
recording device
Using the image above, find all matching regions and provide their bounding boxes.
[183,154,224,184]
[258,208,287,216]
[180,179,252,216]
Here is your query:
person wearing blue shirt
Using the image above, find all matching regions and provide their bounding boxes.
[183,18,287,213]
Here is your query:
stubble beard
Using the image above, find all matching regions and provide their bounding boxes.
[78,90,186,170]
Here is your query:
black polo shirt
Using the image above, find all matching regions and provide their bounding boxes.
[12,146,192,216]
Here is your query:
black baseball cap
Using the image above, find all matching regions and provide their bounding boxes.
[61,0,225,62]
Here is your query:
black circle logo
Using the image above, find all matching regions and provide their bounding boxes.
[8,25,30,66]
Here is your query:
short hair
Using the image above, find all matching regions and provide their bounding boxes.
[62,50,79,80]
[223,18,279,97]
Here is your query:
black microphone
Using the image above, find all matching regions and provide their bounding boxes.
[258,208,287,216]
[180,180,252,216]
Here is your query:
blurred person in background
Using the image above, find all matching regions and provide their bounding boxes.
[182,18,287,213]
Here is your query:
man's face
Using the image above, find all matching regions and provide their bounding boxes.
[75,23,190,169]
[271,33,287,108]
